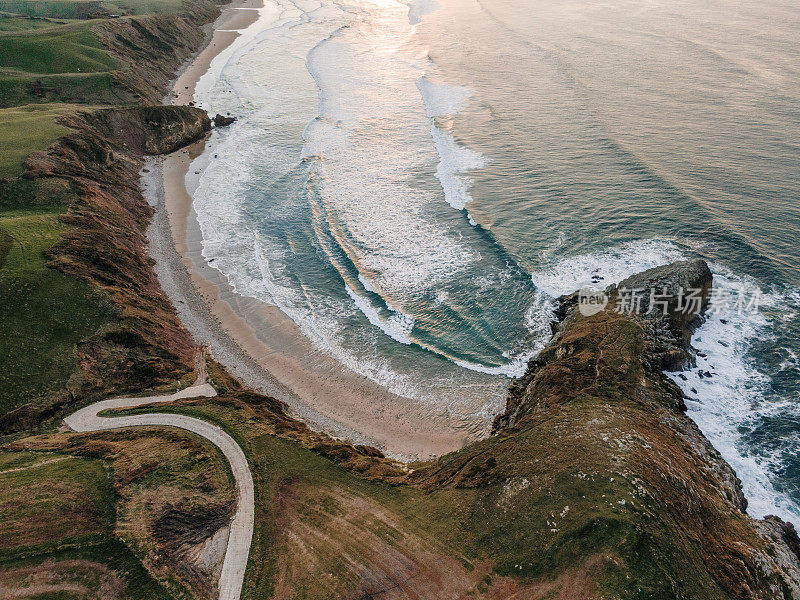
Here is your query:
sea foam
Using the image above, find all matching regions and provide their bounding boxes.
[532,239,800,527]
[666,270,800,527]
[407,0,439,25]
[417,76,488,212]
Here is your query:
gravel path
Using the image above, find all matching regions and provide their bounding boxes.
[63,382,254,600]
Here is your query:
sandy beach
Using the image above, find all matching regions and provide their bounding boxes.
[144,0,483,460]
[170,0,263,105]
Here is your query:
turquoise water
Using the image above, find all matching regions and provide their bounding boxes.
[191,0,800,524]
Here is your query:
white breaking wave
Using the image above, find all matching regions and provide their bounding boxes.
[429,124,487,210]
[417,76,488,213]
[531,239,686,297]
[531,238,800,526]
[666,270,800,527]
[406,0,439,25]
[417,75,471,118]
[345,285,415,345]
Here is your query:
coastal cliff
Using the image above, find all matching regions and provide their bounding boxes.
[0,0,225,429]
[2,1,800,597]
[408,259,800,599]
[93,0,224,104]
[0,106,210,433]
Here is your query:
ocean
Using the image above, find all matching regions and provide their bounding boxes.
[190,0,800,525]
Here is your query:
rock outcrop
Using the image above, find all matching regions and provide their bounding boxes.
[213,113,236,127]
[617,258,713,371]
[77,106,211,155]
[411,259,800,599]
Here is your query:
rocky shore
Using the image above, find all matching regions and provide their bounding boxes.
[410,259,800,598]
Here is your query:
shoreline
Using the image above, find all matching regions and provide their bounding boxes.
[170,0,263,106]
[144,1,481,460]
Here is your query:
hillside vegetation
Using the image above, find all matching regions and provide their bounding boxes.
[0,18,123,107]
[0,449,176,599]
[0,207,114,415]
[0,0,220,422]
[0,7,136,419]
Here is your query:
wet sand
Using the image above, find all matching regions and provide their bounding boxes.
[145,0,482,460]
[171,0,262,105]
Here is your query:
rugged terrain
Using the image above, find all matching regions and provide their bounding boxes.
[1,105,209,434]
[405,260,800,598]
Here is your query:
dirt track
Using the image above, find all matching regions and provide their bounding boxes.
[63,382,253,600]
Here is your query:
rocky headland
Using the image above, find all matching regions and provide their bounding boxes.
[407,259,800,598]
[0,0,226,431]
[0,106,209,433]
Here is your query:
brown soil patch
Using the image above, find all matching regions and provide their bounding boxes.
[0,559,124,599]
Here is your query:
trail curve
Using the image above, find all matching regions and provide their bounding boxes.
[64,381,253,600]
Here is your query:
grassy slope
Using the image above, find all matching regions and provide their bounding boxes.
[0,22,116,73]
[0,103,75,179]
[0,16,83,32]
[4,428,236,599]
[0,0,183,18]
[0,449,174,599]
[0,0,103,18]
[0,17,123,107]
[0,451,115,552]
[0,5,120,416]
[0,207,115,415]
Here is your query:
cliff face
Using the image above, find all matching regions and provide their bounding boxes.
[75,106,212,154]
[93,0,224,104]
[0,106,210,433]
[0,0,222,430]
[3,2,798,595]
[411,259,800,599]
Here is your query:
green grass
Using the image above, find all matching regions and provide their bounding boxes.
[0,207,115,416]
[0,539,176,600]
[102,0,182,15]
[0,449,174,600]
[0,449,56,471]
[0,0,182,18]
[0,452,114,552]
[0,15,77,32]
[0,18,122,107]
[0,0,103,19]
[0,22,117,74]
[0,103,77,179]
[0,71,119,108]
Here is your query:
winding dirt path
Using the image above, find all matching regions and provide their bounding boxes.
[0,456,69,475]
[63,381,253,600]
